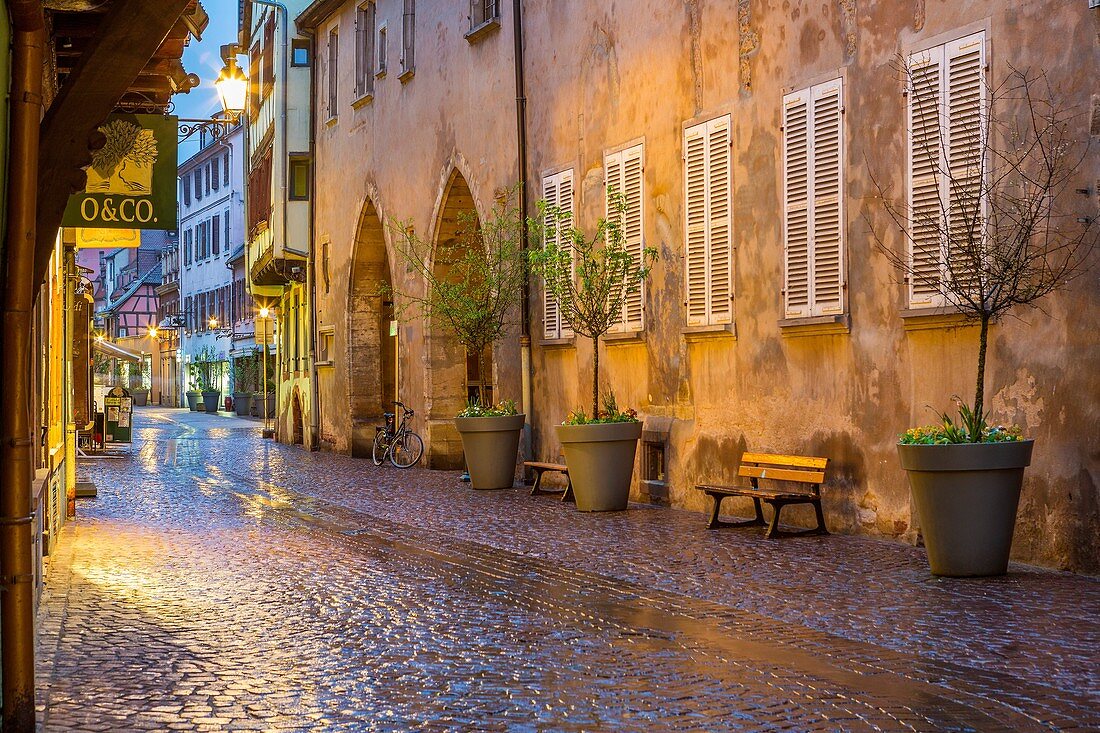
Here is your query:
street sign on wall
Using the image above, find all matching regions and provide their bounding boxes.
[63,114,178,230]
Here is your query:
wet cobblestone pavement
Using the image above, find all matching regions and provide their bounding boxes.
[37,408,1099,731]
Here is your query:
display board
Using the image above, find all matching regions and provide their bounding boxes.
[103,386,133,444]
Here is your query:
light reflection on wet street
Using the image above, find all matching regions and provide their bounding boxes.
[35,409,1099,731]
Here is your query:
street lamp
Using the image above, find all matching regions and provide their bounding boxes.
[257,307,275,439]
[215,55,248,120]
[178,47,248,142]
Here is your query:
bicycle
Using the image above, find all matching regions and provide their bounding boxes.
[372,401,424,468]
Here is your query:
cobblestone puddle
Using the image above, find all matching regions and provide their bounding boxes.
[36,409,1099,731]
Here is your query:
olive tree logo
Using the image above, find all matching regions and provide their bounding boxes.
[86,119,159,195]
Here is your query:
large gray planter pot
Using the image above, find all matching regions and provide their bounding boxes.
[130,389,148,406]
[201,390,222,414]
[455,414,525,490]
[251,393,276,418]
[185,391,199,411]
[557,421,642,512]
[898,440,1034,577]
[233,392,253,416]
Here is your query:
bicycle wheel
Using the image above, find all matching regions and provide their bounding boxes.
[389,432,424,468]
[371,431,389,466]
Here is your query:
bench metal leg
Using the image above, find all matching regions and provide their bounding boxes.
[561,476,575,503]
[707,494,766,530]
[766,499,830,538]
[529,469,545,496]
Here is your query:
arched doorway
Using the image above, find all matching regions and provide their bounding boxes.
[291,388,304,446]
[427,170,485,469]
[347,199,394,457]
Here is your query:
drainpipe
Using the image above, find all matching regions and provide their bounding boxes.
[0,4,45,730]
[301,23,320,451]
[512,0,533,462]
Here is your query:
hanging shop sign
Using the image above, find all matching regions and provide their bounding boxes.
[102,386,133,444]
[63,114,178,230]
[74,227,140,249]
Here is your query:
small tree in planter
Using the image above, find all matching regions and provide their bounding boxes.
[529,190,657,511]
[193,346,223,414]
[871,66,1097,575]
[232,351,259,417]
[185,361,201,411]
[128,359,150,406]
[389,187,529,489]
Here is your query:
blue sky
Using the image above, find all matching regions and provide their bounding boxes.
[176,0,241,160]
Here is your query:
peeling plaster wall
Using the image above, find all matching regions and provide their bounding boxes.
[309,0,521,467]
[311,0,1100,572]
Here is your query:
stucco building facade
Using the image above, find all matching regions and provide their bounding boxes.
[297,0,1099,573]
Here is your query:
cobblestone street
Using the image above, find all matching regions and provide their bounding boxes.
[36,408,1099,732]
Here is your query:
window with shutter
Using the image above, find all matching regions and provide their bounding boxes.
[605,143,646,332]
[541,169,575,340]
[683,116,733,326]
[327,29,339,117]
[401,0,415,75]
[906,32,985,309]
[782,79,845,318]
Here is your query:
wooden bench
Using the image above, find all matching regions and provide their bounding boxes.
[696,452,829,538]
[524,461,575,503]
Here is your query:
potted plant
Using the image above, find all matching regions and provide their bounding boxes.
[390,187,530,489]
[873,67,1096,576]
[232,351,257,417]
[185,364,200,411]
[529,190,657,511]
[194,346,222,414]
[128,360,149,406]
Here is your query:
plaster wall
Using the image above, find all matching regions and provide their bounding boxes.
[309,0,1099,572]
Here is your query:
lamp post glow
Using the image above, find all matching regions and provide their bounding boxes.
[258,307,274,439]
[215,55,248,121]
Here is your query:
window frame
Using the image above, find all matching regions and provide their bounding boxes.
[327,27,339,120]
[354,2,376,100]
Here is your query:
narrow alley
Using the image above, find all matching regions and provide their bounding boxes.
[35,409,1098,732]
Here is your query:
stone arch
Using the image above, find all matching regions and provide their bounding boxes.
[347,195,395,457]
[425,168,484,469]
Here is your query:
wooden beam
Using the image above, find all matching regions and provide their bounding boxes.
[34,0,193,296]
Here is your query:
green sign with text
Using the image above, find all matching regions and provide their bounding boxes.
[63,114,178,230]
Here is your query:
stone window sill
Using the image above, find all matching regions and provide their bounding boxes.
[604,330,645,345]
[540,337,575,349]
[779,313,849,337]
[465,18,501,43]
[315,360,334,369]
[398,68,414,84]
[901,306,976,331]
[683,323,736,341]
[351,93,373,110]
[324,115,338,128]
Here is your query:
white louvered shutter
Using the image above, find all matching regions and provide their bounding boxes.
[684,117,732,326]
[907,43,947,307]
[783,89,811,318]
[684,124,709,325]
[810,79,844,315]
[542,174,561,340]
[944,32,986,295]
[605,144,645,332]
[707,117,733,324]
[541,169,576,340]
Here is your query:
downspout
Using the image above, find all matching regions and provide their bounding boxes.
[512,0,533,462]
[301,23,320,451]
[0,4,45,730]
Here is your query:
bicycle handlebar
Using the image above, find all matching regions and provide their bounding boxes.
[392,401,414,414]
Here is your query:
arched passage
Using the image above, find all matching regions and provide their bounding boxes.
[347,199,394,457]
[426,170,484,469]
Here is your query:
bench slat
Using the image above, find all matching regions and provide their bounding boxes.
[524,461,568,472]
[737,465,824,484]
[741,452,828,469]
[697,484,818,501]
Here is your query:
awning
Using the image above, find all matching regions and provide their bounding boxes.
[92,339,142,363]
